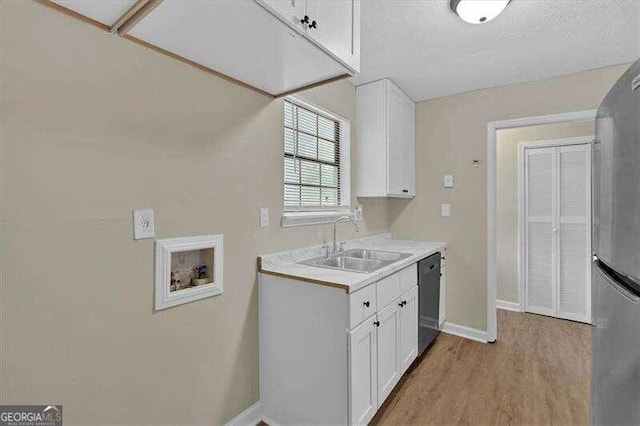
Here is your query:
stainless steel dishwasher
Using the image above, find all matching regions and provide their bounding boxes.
[418,252,441,356]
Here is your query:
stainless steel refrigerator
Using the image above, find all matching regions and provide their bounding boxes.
[592,59,640,425]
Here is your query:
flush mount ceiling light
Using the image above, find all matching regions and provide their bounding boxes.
[450,0,511,24]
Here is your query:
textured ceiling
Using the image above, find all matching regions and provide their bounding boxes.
[350,0,640,101]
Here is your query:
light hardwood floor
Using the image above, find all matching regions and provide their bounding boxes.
[371,309,591,425]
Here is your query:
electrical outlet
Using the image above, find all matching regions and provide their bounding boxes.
[443,175,454,188]
[133,209,155,240]
[441,204,451,217]
[260,207,269,228]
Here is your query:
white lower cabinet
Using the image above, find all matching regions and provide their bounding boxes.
[349,317,378,425]
[439,265,447,326]
[399,286,419,372]
[351,287,418,421]
[349,285,418,423]
[260,262,422,425]
[376,300,401,406]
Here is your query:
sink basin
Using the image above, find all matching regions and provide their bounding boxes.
[311,256,385,273]
[299,249,412,273]
[342,249,411,263]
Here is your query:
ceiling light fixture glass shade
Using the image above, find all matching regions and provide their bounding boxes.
[450,0,510,24]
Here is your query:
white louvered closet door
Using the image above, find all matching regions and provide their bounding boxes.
[525,147,556,317]
[523,143,591,324]
[557,145,591,323]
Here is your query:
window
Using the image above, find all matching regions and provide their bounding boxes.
[282,97,350,227]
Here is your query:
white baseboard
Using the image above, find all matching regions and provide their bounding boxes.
[224,401,262,426]
[496,299,523,312]
[440,321,488,343]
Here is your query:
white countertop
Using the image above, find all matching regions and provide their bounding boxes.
[258,233,447,293]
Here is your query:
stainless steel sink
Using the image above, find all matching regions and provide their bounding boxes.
[299,249,412,273]
[342,249,412,263]
[313,256,385,273]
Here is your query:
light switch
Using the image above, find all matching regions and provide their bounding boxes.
[443,175,454,188]
[133,209,155,240]
[260,207,269,228]
[441,204,451,217]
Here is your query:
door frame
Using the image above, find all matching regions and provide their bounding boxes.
[517,136,593,321]
[486,110,596,342]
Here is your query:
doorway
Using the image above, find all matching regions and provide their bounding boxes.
[519,137,592,323]
[487,110,597,342]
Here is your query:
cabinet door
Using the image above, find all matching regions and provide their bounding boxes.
[258,0,306,32]
[402,96,416,196]
[399,286,418,373]
[305,0,360,72]
[386,82,407,196]
[376,300,400,407]
[349,317,378,425]
[439,266,446,326]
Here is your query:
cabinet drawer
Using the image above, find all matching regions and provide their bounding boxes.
[349,284,377,329]
[377,272,401,310]
[399,264,417,294]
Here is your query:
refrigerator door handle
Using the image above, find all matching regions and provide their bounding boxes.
[593,254,640,302]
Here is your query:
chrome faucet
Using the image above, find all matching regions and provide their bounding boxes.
[333,215,359,254]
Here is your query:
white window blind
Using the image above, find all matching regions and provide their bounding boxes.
[284,99,342,209]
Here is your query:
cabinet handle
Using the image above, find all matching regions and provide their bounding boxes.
[300,15,310,24]
[398,302,404,307]
[403,300,407,306]
[374,320,380,327]
[402,189,409,193]
[363,301,370,307]
[309,20,318,29]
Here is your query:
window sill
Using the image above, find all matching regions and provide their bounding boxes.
[281,210,353,228]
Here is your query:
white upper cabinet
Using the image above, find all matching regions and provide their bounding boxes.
[53,0,360,97]
[257,0,361,74]
[356,79,416,198]
[305,0,361,72]
[259,0,307,33]
[386,83,405,197]
[400,86,416,195]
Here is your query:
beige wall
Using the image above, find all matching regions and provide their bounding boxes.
[496,121,595,304]
[0,2,389,424]
[389,63,629,331]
